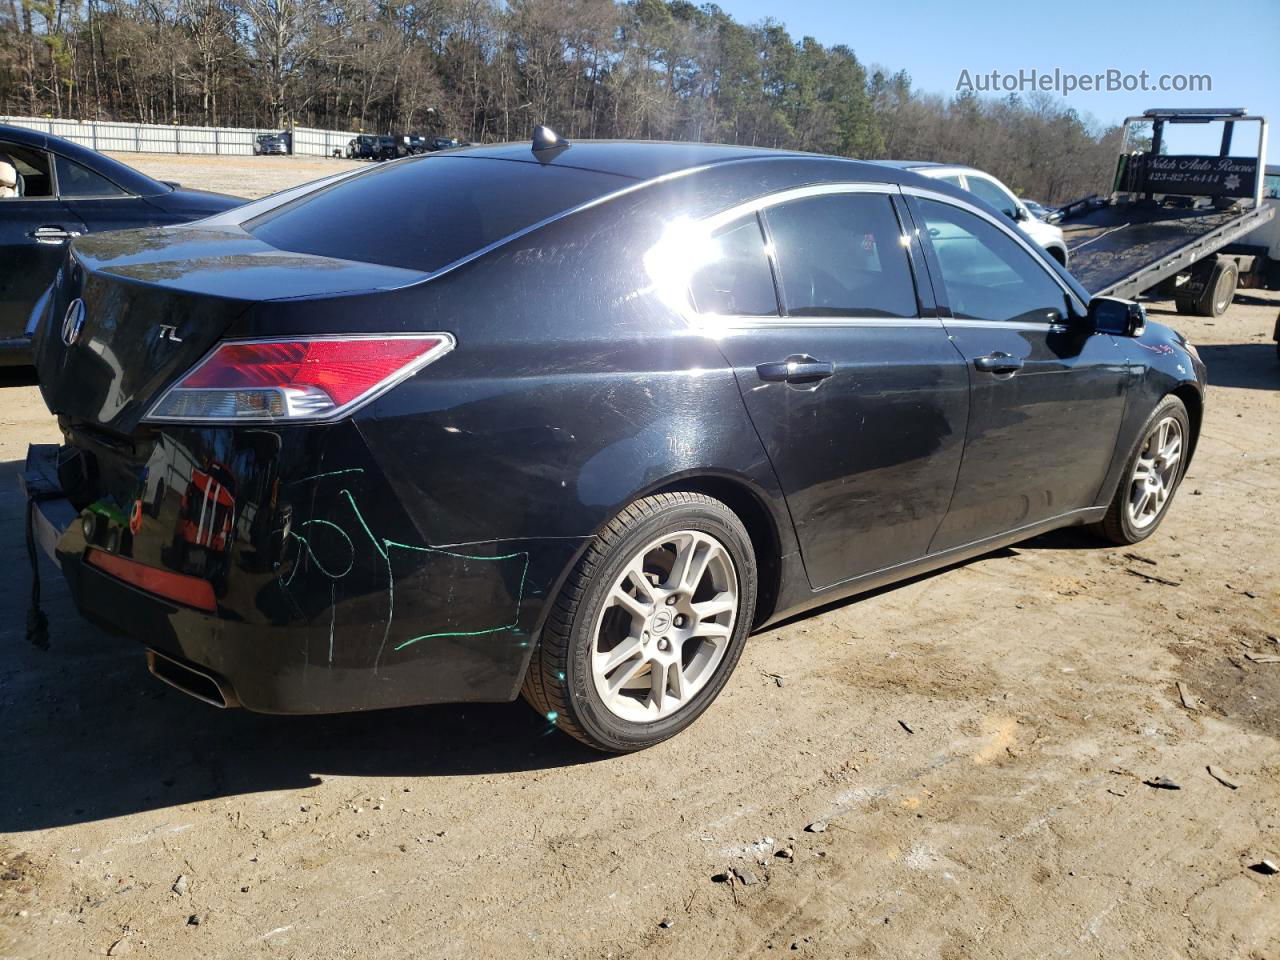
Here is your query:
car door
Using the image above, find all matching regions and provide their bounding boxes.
[904,192,1130,552]
[691,186,970,590]
[0,141,85,348]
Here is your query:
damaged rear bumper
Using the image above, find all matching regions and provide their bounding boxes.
[20,443,78,567]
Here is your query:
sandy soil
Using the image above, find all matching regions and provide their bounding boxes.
[105,152,365,199]
[0,154,1277,959]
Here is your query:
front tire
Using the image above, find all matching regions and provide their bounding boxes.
[1093,395,1191,544]
[522,492,756,753]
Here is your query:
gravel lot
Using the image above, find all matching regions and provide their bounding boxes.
[105,151,365,198]
[1,155,1278,960]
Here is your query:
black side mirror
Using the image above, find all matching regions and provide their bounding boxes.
[1009,206,1029,222]
[1088,296,1146,337]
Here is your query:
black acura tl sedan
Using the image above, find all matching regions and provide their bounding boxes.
[0,124,243,364]
[24,132,1206,752]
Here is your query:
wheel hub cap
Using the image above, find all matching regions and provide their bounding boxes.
[1126,415,1183,530]
[589,530,739,723]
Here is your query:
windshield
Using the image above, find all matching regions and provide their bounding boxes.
[246,155,630,273]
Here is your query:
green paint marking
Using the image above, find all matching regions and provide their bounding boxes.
[295,488,534,660]
[297,519,355,579]
[288,468,366,486]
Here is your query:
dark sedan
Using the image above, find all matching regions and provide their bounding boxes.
[0,124,244,364]
[25,132,1205,752]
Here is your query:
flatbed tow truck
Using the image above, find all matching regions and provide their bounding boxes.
[1060,108,1274,317]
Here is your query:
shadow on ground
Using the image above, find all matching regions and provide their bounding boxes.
[1194,342,1279,390]
[1,452,603,833]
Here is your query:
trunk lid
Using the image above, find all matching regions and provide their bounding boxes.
[34,224,426,433]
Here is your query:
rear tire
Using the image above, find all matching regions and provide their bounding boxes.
[1093,395,1191,544]
[522,492,756,753]
[1195,260,1238,317]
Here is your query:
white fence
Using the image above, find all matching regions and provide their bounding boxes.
[0,116,359,157]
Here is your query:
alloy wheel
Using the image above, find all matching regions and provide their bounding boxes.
[590,530,738,723]
[1126,415,1183,530]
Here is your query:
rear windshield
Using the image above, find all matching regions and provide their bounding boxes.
[246,156,629,272]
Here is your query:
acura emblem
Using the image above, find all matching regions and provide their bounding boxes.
[61,298,86,347]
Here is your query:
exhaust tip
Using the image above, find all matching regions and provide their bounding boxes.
[146,649,239,709]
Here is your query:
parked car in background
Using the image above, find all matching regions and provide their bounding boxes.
[878,161,1069,265]
[0,123,244,365]
[425,136,461,151]
[345,135,398,161]
[253,132,290,156]
[25,134,1204,752]
[1022,199,1062,223]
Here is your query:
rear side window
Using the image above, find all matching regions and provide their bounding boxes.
[764,193,917,318]
[247,157,629,272]
[688,214,778,316]
[55,155,128,198]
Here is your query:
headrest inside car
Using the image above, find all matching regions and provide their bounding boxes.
[0,159,18,197]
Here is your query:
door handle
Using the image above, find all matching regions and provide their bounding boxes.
[973,352,1024,374]
[756,356,835,384]
[30,225,81,244]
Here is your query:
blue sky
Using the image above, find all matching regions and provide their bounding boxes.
[718,0,1280,161]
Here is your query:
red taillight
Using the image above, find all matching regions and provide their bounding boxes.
[86,548,218,611]
[144,334,454,423]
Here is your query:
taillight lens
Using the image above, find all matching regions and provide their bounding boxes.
[144,334,454,423]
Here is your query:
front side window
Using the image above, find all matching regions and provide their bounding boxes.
[764,192,917,318]
[55,154,128,198]
[916,197,1066,324]
[0,142,53,198]
[963,175,1019,219]
[687,214,778,317]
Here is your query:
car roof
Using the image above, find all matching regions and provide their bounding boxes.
[0,123,170,196]
[446,140,868,182]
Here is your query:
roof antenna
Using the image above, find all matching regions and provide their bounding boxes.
[532,124,570,161]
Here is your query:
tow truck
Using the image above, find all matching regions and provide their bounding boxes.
[1060,108,1274,317]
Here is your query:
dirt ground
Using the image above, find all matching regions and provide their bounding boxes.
[1,155,1278,960]
[105,152,365,198]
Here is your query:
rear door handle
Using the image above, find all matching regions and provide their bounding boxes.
[973,352,1024,374]
[30,225,81,244]
[756,356,835,384]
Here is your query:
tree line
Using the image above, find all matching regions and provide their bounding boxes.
[1,0,1122,203]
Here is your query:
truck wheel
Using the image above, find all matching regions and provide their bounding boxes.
[1092,395,1190,545]
[522,492,756,753]
[1194,260,1238,317]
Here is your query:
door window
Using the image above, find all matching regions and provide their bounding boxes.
[54,154,128,198]
[687,214,778,317]
[0,142,54,198]
[916,198,1066,324]
[963,175,1019,219]
[764,192,916,318]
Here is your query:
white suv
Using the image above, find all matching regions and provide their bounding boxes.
[880,162,1069,266]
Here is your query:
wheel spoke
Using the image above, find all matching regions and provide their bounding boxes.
[691,620,732,640]
[1131,458,1154,483]
[625,559,658,604]
[668,534,713,595]
[691,594,735,620]
[667,662,686,702]
[606,656,649,696]
[650,662,667,712]
[599,635,645,674]
[609,584,651,623]
[1133,488,1153,517]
